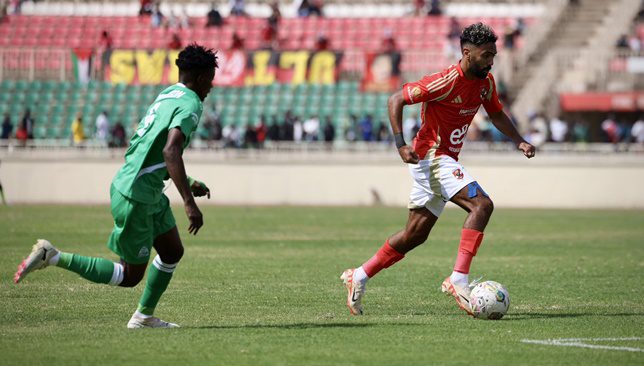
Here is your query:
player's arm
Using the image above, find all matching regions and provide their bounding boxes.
[488,110,535,159]
[389,90,419,164]
[163,127,203,235]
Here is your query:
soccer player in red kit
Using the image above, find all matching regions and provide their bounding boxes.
[341,23,535,316]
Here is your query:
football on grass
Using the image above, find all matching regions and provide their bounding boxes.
[469,281,510,320]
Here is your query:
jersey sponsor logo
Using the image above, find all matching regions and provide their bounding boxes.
[190,113,199,124]
[449,124,469,145]
[156,90,185,101]
[452,168,464,180]
[458,107,479,116]
[449,146,461,153]
[451,95,463,104]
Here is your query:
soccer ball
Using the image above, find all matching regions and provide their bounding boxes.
[469,281,510,320]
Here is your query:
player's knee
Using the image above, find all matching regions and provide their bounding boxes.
[120,272,144,288]
[160,246,183,264]
[475,198,494,218]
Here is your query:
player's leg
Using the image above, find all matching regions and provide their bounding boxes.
[448,181,493,284]
[441,181,494,316]
[15,188,150,286]
[128,194,181,329]
[14,239,129,285]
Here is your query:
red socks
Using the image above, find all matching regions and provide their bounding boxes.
[453,228,484,274]
[362,240,405,278]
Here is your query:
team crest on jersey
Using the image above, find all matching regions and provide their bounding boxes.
[411,86,422,101]
[479,86,490,101]
[138,247,150,258]
[452,169,464,180]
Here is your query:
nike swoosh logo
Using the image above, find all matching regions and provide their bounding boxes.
[41,248,48,261]
[351,290,360,302]
[459,294,470,304]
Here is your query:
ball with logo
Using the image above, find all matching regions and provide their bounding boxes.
[469,280,510,320]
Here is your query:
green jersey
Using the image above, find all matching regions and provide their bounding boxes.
[112,83,202,204]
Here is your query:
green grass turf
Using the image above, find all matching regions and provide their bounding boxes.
[0,205,643,365]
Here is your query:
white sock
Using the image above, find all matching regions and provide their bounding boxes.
[48,252,60,266]
[108,263,124,286]
[450,271,469,286]
[353,266,369,286]
[134,310,152,319]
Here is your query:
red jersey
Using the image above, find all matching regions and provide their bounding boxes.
[402,62,503,161]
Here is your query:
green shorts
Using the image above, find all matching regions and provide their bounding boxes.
[107,185,176,264]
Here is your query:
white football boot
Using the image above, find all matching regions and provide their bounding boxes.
[14,239,59,283]
[441,276,482,317]
[340,268,365,315]
[127,314,179,329]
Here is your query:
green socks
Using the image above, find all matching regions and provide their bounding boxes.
[56,252,123,285]
[137,255,177,316]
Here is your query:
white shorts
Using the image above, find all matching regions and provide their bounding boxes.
[407,155,475,217]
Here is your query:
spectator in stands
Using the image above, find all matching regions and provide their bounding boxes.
[267,115,280,141]
[375,121,391,142]
[616,34,630,50]
[15,120,27,145]
[345,114,358,142]
[280,110,295,141]
[427,0,442,16]
[528,112,548,147]
[99,30,113,52]
[255,115,268,148]
[295,0,323,17]
[381,29,397,53]
[549,115,568,142]
[632,116,644,144]
[71,113,85,146]
[359,114,374,141]
[168,33,182,50]
[303,115,320,141]
[323,116,335,143]
[571,119,589,142]
[503,25,517,50]
[412,0,426,17]
[10,0,21,15]
[110,121,127,148]
[21,108,34,139]
[206,3,224,27]
[230,32,245,50]
[261,2,281,49]
[601,114,620,143]
[0,1,8,23]
[229,0,248,17]
[293,116,303,142]
[151,2,164,28]
[628,34,641,52]
[448,17,461,40]
[139,0,153,16]
[1,113,12,139]
[243,123,258,148]
[403,115,419,143]
[222,123,241,148]
[314,33,330,51]
[95,111,110,145]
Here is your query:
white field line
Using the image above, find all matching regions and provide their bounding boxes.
[521,337,643,353]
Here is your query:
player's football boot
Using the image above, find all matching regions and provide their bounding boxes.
[14,239,59,283]
[441,276,476,316]
[340,268,365,315]
[127,314,180,329]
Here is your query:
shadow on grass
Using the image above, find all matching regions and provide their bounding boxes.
[505,312,644,320]
[191,322,374,330]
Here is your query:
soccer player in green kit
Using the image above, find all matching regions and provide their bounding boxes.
[14,44,218,328]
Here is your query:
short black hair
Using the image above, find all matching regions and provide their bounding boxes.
[460,22,498,49]
[175,43,219,71]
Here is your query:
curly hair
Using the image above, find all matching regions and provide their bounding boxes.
[460,23,498,49]
[175,43,219,71]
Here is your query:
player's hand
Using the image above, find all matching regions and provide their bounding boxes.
[398,145,420,164]
[518,141,536,159]
[184,201,203,235]
[190,179,211,199]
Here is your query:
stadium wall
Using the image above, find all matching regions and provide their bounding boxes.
[2,151,643,209]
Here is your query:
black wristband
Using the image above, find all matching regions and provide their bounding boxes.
[394,133,406,149]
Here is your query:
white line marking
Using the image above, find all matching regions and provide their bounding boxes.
[521,337,643,353]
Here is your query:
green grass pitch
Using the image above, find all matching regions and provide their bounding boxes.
[1,205,643,365]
